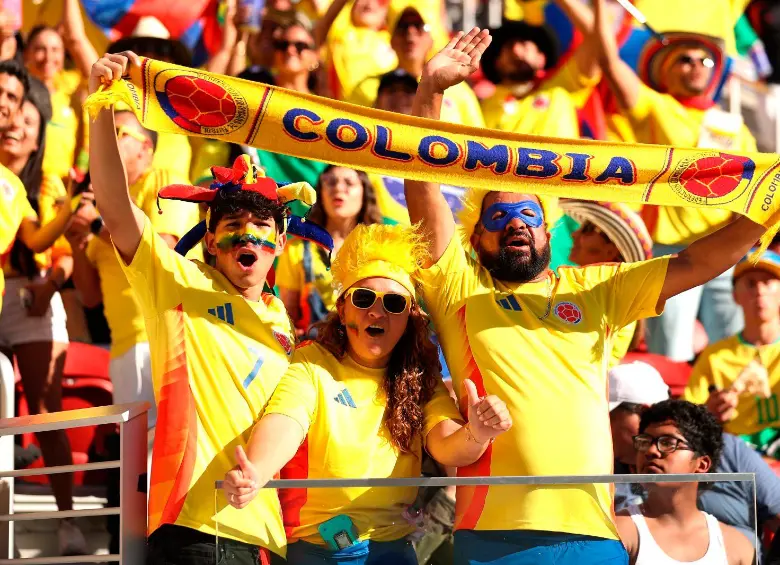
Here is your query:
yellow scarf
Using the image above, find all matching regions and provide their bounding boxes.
[84,57,780,251]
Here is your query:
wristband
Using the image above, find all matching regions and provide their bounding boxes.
[90,217,104,235]
[464,422,493,445]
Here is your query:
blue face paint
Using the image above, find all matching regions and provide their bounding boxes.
[481,200,545,232]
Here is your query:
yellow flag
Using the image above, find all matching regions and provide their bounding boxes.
[84,58,780,250]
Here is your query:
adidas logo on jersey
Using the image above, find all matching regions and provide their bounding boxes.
[496,295,522,312]
[208,303,235,325]
[334,389,356,408]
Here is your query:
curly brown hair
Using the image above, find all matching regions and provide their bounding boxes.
[307,165,384,227]
[314,298,442,453]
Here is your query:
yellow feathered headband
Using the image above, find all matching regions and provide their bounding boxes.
[457,187,560,252]
[331,223,429,298]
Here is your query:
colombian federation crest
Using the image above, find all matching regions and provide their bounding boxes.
[554,302,582,325]
[154,70,249,136]
[668,151,755,206]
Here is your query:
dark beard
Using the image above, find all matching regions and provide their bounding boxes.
[482,241,551,283]
[502,60,538,84]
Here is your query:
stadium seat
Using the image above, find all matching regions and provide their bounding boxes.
[15,343,112,486]
[622,352,692,397]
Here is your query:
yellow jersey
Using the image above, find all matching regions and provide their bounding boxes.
[609,322,636,369]
[153,132,193,184]
[43,86,79,181]
[417,235,669,538]
[267,341,462,544]
[118,217,294,556]
[683,334,780,436]
[627,84,756,246]
[275,238,336,330]
[481,59,598,138]
[38,173,71,265]
[0,167,35,310]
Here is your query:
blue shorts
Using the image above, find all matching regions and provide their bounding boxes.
[286,538,417,565]
[453,530,628,565]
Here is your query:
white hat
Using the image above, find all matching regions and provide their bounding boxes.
[608,361,670,411]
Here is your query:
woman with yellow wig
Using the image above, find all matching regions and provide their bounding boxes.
[223,223,512,565]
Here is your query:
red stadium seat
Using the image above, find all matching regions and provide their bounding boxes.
[622,352,692,398]
[15,343,112,486]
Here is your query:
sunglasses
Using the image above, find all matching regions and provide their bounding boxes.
[115,125,149,143]
[273,40,314,54]
[676,54,715,68]
[395,21,431,34]
[344,287,411,315]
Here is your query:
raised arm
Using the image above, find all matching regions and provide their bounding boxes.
[222,413,304,509]
[62,0,100,78]
[594,0,641,109]
[313,0,349,48]
[405,28,490,265]
[658,216,766,310]
[16,200,74,254]
[88,52,147,264]
[553,0,601,80]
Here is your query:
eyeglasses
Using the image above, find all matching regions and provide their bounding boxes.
[395,21,431,34]
[676,54,715,69]
[273,40,314,54]
[633,434,693,454]
[344,287,411,315]
[115,125,149,143]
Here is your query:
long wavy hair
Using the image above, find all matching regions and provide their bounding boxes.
[315,297,442,453]
[307,165,383,227]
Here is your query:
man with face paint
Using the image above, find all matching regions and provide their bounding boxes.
[405,30,771,565]
[88,52,332,565]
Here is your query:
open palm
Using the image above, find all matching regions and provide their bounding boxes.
[423,28,492,92]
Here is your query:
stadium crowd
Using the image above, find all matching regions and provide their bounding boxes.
[5,0,780,563]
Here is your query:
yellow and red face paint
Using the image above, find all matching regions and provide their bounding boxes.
[216,226,277,254]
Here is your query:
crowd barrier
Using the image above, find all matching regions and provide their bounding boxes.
[0,399,149,564]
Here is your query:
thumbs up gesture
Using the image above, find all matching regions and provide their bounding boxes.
[223,445,261,509]
[463,379,512,444]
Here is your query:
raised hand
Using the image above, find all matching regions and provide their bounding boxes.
[88,51,141,95]
[421,28,492,93]
[223,445,261,509]
[463,378,512,444]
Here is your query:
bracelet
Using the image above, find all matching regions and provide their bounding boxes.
[464,422,493,445]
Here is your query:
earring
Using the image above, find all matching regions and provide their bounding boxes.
[336,322,345,339]
[309,61,320,72]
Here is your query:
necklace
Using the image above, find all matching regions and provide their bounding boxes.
[538,274,553,320]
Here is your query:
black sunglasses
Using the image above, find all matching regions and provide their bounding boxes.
[273,40,314,54]
[677,54,715,68]
[395,21,431,34]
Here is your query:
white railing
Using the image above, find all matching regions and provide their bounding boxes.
[0,401,149,564]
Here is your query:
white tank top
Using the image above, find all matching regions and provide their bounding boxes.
[628,505,729,565]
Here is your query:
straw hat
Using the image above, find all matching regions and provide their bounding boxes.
[108,16,192,67]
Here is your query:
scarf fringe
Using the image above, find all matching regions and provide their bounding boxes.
[82,84,137,121]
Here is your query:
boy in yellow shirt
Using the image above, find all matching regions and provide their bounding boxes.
[407,30,770,564]
[88,51,332,565]
[684,250,780,457]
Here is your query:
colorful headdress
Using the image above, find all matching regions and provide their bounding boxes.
[559,200,653,263]
[331,223,429,298]
[159,154,333,257]
[457,187,559,253]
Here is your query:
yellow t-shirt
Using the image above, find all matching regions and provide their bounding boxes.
[609,322,636,369]
[326,8,397,100]
[628,84,757,246]
[683,335,780,435]
[43,87,79,182]
[275,239,336,329]
[267,341,462,544]
[39,173,71,265]
[350,77,485,128]
[417,235,669,538]
[153,132,193,184]
[0,167,36,310]
[117,216,293,555]
[481,59,598,138]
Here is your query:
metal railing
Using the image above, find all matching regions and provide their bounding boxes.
[0,400,149,565]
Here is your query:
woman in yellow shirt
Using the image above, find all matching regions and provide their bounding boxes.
[0,71,85,552]
[276,165,383,335]
[223,224,512,564]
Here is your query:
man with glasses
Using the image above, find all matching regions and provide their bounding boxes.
[616,399,754,565]
[407,29,771,565]
[592,0,755,363]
